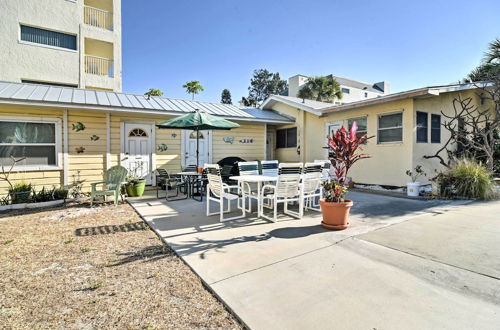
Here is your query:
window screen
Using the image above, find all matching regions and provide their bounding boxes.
[378,113,403,143]
[416,111,428,143]
[431,114,441,143]
[20,25,77,50]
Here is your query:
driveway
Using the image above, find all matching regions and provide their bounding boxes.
[129,192,500,329]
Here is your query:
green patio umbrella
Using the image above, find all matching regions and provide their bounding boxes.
[157,109,240,168]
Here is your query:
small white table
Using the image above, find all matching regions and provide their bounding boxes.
[229,175,278,217]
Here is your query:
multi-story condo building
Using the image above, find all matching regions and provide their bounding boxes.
[0,0,122,91]
[288,74,390,104]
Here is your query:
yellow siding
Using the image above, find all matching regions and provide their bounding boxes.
[270,103,302,162]
[212,123,266,162]
[0,105,64,196]
[323,99,414,186]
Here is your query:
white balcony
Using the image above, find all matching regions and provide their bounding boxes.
[84,55,114,77]
[84,6,113,31]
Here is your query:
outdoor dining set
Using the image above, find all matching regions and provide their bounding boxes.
[156,160,332,223]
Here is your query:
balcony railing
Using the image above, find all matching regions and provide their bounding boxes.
[84,6,113,31]
[84,55,114,77]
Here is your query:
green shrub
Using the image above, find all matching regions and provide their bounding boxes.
[53,187,69,200]
[9,182,32,204]
[32,187,55,203]
[449,159,494,200]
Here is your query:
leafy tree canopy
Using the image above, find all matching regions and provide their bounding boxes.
[465,38,500,82]
[144,88,163,98]
[183,81,204,100]
[240,96,257,107]
[221,89,232,104]
[298,76,343,103]
[248,69,288,104]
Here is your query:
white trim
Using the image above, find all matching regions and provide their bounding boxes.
[261,95,324,116]
[0,115,62,171]
[121,121,155,184]
[63,110,69,186]
[106,113,111,169]
[324,120,343,158]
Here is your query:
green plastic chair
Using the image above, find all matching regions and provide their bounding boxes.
[90,165,128,206]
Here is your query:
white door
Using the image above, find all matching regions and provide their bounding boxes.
[123,123,153,184]
[183,130,210,168]
[325,121,343,157]
[266,132,274,160]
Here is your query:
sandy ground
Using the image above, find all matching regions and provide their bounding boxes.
[0,202,240,329]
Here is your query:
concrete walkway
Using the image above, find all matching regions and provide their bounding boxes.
[129,192,500,329]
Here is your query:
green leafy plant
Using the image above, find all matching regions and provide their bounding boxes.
[9,182,32,204]
[449,159,494,199]
[31,186,55,203]
[53,187,69,200]
[323,181,348,203]
[183,80,204,100]
[126,161,146,185]
[406,165,426,182]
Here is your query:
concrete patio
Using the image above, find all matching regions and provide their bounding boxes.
[129,191,500,329]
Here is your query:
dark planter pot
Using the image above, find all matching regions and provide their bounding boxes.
[125,179,146,197]
[319,199,353,230]
[10,191,31,204]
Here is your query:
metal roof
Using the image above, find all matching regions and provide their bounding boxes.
[0,81,293,124]
[327,75,385,94]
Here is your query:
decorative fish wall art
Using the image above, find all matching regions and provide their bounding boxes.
[239,138,253,144]
[157,144,168,152]
[90,135,100,141]
[171,133,177,139]
[72,122,86,132]
[222,137,234,144]
[75,147,85,154]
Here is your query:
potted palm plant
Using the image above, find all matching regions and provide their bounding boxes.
[320,122,372,230]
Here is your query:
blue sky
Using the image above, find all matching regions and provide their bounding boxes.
[122,0,500,103]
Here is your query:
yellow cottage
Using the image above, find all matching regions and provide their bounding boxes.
[0,81,293,196]
[262,83,494,186]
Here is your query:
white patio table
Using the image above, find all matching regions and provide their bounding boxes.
[229,175,278,218]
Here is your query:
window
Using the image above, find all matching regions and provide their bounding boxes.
[0,119,60,168]
[378,112,403,143]
[276,127,297,148]
[347,117,367,140]
[189,131,204,139]
[20,25,77,50]
[21,80,77,88]
[416,111,428,143]
[341,88,350,94]
[128,128,148,137]
[431,114,441,143]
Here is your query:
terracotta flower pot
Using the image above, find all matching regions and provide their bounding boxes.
[319,199,353,230]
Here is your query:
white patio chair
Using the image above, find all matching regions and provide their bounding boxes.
[260,163,303,222]
[260,160,279,177]
[314,159,332,181]
[205,164,245,222]
[237,161,259,212]
[302,162,323,212]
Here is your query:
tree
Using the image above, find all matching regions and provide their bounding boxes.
[247,69,288,104]
[221,89,232,104]
[183,81,204,100]
[297,85,313,102]
[425,39,500,173]
[144,88,163,99]
[465,38,500,82]
[240,96,257,107]
[299,76,343,103]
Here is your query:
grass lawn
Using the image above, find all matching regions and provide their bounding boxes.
[0,202,240,329]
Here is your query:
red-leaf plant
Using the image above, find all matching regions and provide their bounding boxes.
[323,122,373,202]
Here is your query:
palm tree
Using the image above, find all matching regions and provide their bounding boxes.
[484,38,500,64]
[299,76,342,102]
[183,81,204,100]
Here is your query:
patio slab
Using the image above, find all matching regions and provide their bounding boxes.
[128,192,500,329]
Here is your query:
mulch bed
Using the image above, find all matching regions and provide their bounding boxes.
[0,202,241,329]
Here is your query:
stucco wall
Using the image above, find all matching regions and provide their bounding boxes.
[0,0,122,91]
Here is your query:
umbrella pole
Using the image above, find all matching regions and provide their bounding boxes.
[196,128,199,169]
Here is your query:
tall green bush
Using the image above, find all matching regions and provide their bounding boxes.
[450,159,494,200]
